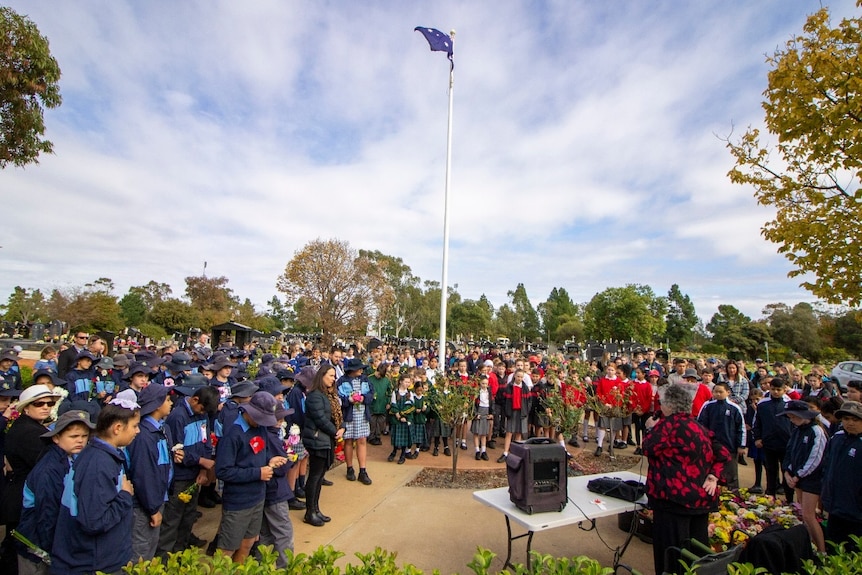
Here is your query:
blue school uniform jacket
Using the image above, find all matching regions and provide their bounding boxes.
[164,398,211,482]
[782,419,826,482]
[697,398,746,451]
[17,444,70,562]
[264,426,293,504]
[215,413,267,511]
[65,367,95,402]
[127,415,174,516]
[752,396,791,450]
[51,438,133,575]
[820,429,862,522]
[215,399,242,438]
[337,375,374,423]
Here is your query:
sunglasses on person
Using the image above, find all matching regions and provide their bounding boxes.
[30,400,58,408]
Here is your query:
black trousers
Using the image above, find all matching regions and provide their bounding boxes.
[651,508,709,575]
[157,478,200,557]
[763,447,793,502]
[826,515,862,552]
[305,450,330,515]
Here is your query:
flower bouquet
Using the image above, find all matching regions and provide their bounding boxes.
[586,384,636,419]
[708,488,803,550]
[177,483,199,504]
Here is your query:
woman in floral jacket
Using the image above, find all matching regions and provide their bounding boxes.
[643,383,730,575]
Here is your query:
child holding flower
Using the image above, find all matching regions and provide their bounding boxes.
[336,358,374,485]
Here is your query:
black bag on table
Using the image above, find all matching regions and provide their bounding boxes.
[586,476,645,502]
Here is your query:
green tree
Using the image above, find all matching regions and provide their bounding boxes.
[265,295,289,330]
[507,283,541,343]
[583,285,667,343]
[727,7,862,307]
[707,304,772,358]
[538,287,579,345]
[765,302,824,361]
[665,284,698,350]
[1,286,46,323]
[185,275,238,329]
[129,281,172,309]
[494,304,519,342]
[448,299,492,341]
[833,311,862,358]
[149,298,197,334]
[118,291,147,326]
[358,250,420,338]
[0,7,62,168]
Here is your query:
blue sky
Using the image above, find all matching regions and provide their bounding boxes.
[2,1,857,324]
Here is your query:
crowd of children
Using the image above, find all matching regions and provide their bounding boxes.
[0,339,861,572]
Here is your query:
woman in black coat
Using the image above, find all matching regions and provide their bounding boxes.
[301,365,344,526]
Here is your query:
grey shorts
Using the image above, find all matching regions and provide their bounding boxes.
[217,500,265,551]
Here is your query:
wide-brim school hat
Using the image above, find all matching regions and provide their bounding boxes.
[124,361,155,380]
[294,366,316,389]
[166,351,194,372]
[240,391,281,427]
[138,383,170,417]
[230,381,259,399]
[343,357,367,373]
[42,409,96,437]
[0,382,21,397]
[0,349,18,362]
[835,401,862,420]
[256,375,290,397]
[173,373,209,396]
[778,399,818,420]
[31,368,62,387]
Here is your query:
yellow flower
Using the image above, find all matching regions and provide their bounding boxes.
[178,493,191,503]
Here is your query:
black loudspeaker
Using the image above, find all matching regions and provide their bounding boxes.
[505,437,567,514]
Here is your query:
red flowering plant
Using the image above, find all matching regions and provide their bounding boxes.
[541,362,587,440]
[587,381,637,419]
[428,374,480,482]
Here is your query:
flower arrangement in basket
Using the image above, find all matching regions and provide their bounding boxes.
[708,488,803,550]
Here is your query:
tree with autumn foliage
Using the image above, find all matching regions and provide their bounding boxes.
[728,6,862,307]
[276,238,393,345]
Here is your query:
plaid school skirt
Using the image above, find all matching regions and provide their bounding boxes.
[390,420,413,447]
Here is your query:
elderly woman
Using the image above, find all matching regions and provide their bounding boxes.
[0,383,64,567]
[643,384,731,575]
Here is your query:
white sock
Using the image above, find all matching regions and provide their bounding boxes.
[597,428,606,448]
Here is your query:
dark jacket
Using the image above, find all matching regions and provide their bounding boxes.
[51,438,133,575]
[752,396,791,450]
[16,443,70,561]
[0,414,48,524]
[57,346,84,379]
[126,415,174,516]
[502,382,533,418]
[782,419,826,481]
[302,390,342,451]
[336,375,373,423]
[820,429,862,521]
[286,384,306,429]
[264,426,294,505]
[643,412,730,512]
[164,398,211,482]
[697,398,746,451]
[66,367,96,402]
[215,414,267,511]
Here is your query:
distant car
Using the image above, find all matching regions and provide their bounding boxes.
[830,361,862,392]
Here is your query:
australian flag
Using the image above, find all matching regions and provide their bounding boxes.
[415,27,453,69]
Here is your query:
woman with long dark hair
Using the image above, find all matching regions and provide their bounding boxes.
[301,365,344,527]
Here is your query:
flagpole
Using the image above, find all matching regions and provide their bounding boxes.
[438,30,455,367]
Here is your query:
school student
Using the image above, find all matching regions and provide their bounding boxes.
[64,350,97,403]
[752,377,792,501]
[16,411,94,575]
[126,384,182,562]
[779,400,827,553]
[260,399,296,568]
[215,391,287,563]
[697,382,746,489]
[51,399,141,575]
[820,401,862,551]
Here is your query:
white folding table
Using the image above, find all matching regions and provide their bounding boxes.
[473,470,647,569]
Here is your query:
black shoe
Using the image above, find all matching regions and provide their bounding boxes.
[198,496,216,509]
[433,447,439,456]
[444,446,451,456]
[187,533,206,548]
[205,537,219,556]
[209,491,223,504]
[633,447,643,456]
[346,467,356,481]
[321,478,333,486]
[568,437,581,448]
[358,470,372,485]
[487,440,496,449]
[460,442,468,450]
[397,455,406,464]
[410,451,419,459]
[594,446,602,457]
[369,438,382,446]
[387,453,396,462]
[481,452,489,461]
[475,452,481,460]
[293,486,306,499]
[382,430,389,435]
[750,486,763,494]
[776,486,785,495]
[420,445,430,451]
[316,510,331,522]
[288,498,306,510]
[626,438,636,446]
[738,454,748,466]
[496,453,507,463]
[303,513,324,527]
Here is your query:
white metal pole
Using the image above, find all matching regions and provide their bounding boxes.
[438,30,455,366]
